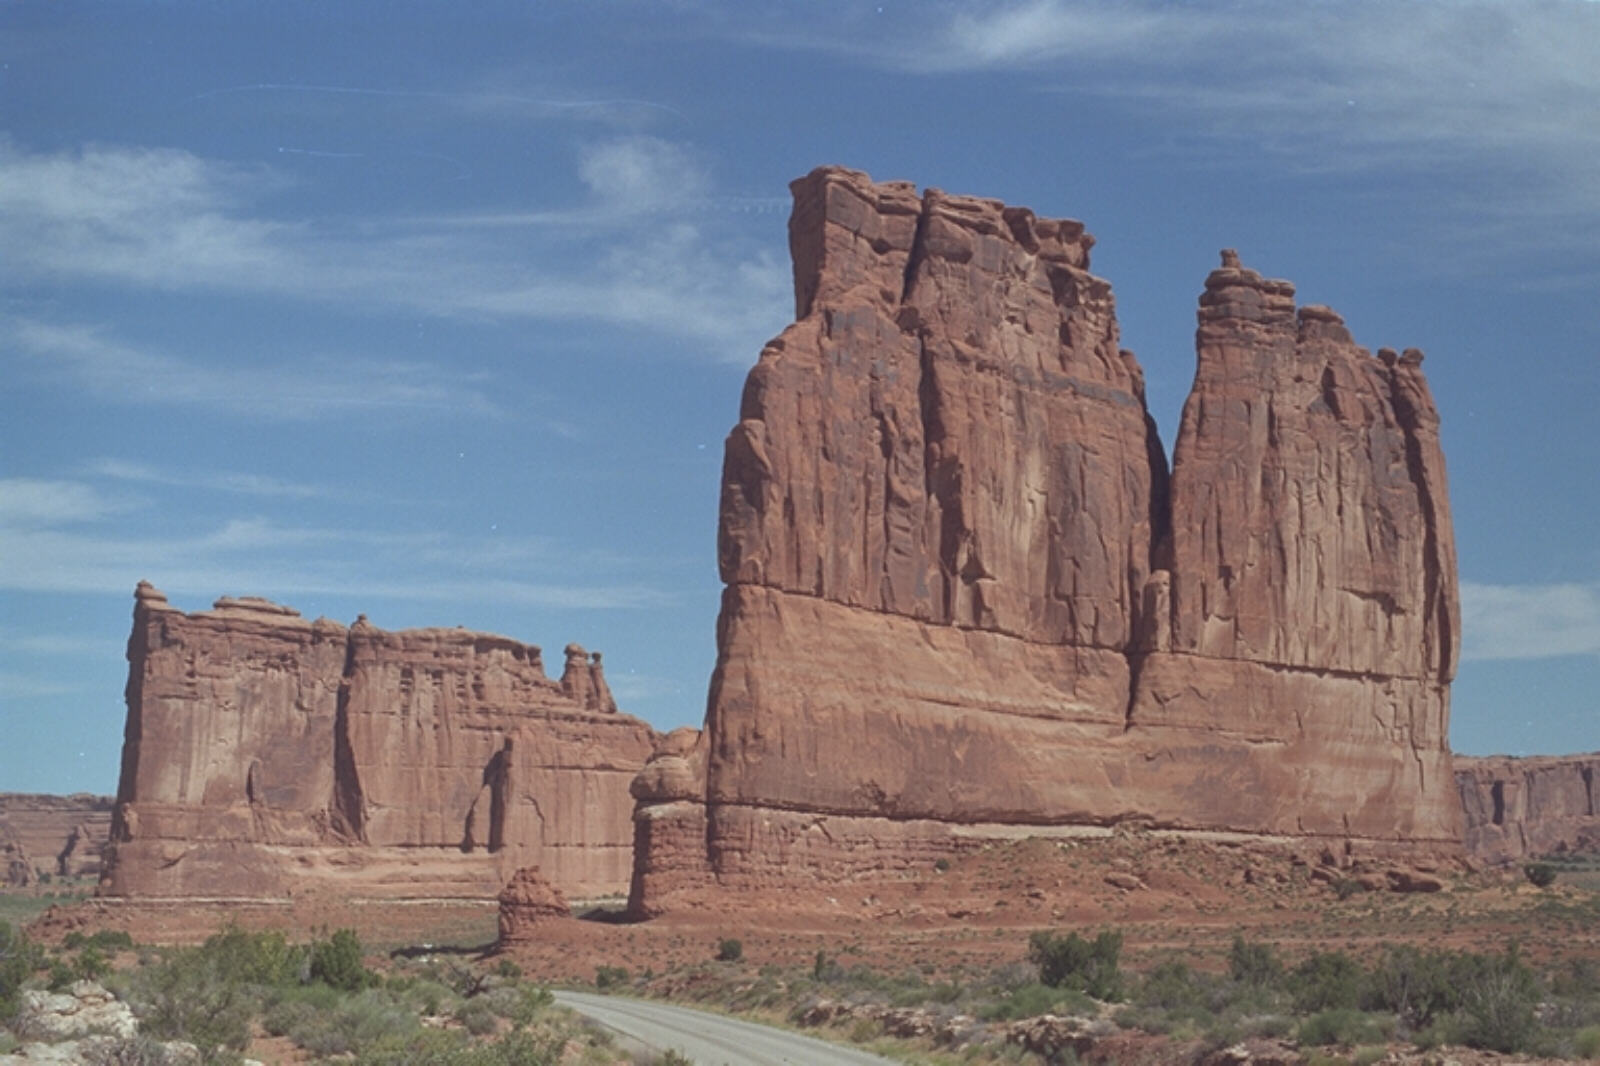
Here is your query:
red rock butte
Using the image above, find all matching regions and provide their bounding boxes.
[629,166,1463,914]
[101,583,660,902]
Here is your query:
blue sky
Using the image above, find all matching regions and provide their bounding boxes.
[2,1,1596,794]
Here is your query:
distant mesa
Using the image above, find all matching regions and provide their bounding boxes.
[0,794,113,886]
[101,585,661,903]
[629,165,1463,915]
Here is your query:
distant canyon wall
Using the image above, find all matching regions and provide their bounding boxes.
[1455,753,1599,865]
[0,794,112,886]
[630,166,1463,913]
[101,583,659,902]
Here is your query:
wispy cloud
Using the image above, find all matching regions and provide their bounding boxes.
[0,502,672,611]
[731,1,1600,246]
[0,137,789,362]
[0,670,95,699]
[0,479,131,526]
[1461,580,1600,661]
[86,460,347,501]
[6,318,500,421]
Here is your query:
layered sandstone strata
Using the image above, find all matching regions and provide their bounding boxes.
[102,583,657,902]
[1456,753,1599,864]
[630,167,1461,913]
[0,793,113,880]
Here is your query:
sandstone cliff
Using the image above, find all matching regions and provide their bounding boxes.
[1455,753,1599,864]
[630,167,1462,913]
[102,583,658,902]
[0,793,113,881]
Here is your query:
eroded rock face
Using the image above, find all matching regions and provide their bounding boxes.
[496,865,572,945]
[0,794,114,880]
[1456,753,1600,864]
[102,583,658,902]
[630,167,1462,913]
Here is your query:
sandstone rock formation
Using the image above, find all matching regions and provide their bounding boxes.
[1456,752,1599,864]
[102,583,658,902]
[630,166,1461,913]
[497,865,572,945]
[2,823,36,888]
[0,794,112,880]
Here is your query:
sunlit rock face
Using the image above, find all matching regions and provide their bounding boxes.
[629,167,1462,914]
[102,582,658,902]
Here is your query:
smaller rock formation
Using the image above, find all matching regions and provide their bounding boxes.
[496,866,572,945]
[103,583,660,903]
[1455,752,1600,864]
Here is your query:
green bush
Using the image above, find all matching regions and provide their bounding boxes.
[1289,951,1366,1013]
[1574,1025,1600,1060]
[981,981,1099,1020]
[1,920,43,1022]
[1027,928,1124,1000]
[308,928,370,992]
[457,996,500,1035]
[716,938,743,962]
[1459,956,1539,1053]
[74,943,112,982]
[1297,1008,1392,1046]
[1524,862,1558,888]
[1228,936,1283,988]
[595,965,629,990]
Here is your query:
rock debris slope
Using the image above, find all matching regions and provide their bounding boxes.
[102,583,658,902]
[630,167,1461,913]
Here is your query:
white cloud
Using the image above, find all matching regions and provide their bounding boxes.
[0,137,789,363]
[1461,580,1600,661]
[579,136,709,213]
[6,318,500,421]
[0,479,129,526]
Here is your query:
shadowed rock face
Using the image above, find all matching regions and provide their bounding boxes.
[102,583,658,902]
[1456,753,1600,864]
[630,167,1462,914]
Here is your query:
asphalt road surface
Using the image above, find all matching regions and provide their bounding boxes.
[552,990,900,1066]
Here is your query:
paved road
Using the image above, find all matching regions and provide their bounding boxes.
[552,990,899,1066]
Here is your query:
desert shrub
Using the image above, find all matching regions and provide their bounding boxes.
[308,927,370,991]
[494,958,523,980]
[1027,928,1124,1000]
[83,1034,193,1065]
[1,922,44,1021]
[65,929,136,953]
[457,995,501,1035]
[1574,1025,1600,1060]
[1227,936,1282,988]
[981,981,1098,1020]
[657,1052,696,1066]
[934,858,951,873]
[716,937,743,962]
[1333,878,1364,900]
[1524,862,1558,888]
[130,947,256,1059]
[74,943,112,982]
[1289,951,1366,1013]
[280,987,419,1056]
[595,964,630,990]
[1459,952,1539,1053]
[1297,1008,1392,1046]
[47,958,78,991]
